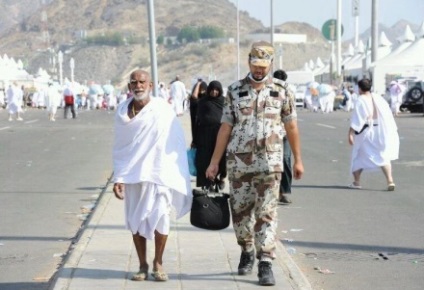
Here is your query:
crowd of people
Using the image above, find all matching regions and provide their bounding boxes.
[2,40,401,288]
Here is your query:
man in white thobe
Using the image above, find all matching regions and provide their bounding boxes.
[169,76,187,116]
[6,82,24,121]
[389,80,405,117]
[113,69,192,282]
[348,78,399,191]
[46,83,61,121]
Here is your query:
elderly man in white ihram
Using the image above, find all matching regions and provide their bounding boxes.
[112,69,192,282]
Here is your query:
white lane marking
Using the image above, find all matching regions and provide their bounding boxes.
[24,119,39,124]
[316,123,336,129]
[0,127,10,131]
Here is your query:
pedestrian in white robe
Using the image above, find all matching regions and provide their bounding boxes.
[0,89,5,109]
[318,84,334,113]
[169,76,187,116]
[6,82,24,121]
[308,81,320,112]
[158,82,169,100]
[389,80,405,117]
[113,69,192,282]
[348,78,399,191]
[46,83,61,121]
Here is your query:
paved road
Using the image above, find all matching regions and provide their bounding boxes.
[1,107,423,290]
[0,108,115,290]
[277,109,424,290]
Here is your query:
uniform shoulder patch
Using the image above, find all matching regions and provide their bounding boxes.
[229,80,242,91]
[273,78,287,89]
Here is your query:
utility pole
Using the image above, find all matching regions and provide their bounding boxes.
[70,57,75,83]
[147,0,158,97]
[352,0,360,47]
[336,0,342,79]
[270,0,274,46]
[58,50,63,86]
[371,0,378,63]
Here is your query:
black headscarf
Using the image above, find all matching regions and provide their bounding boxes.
[206,80,223,97]
[196,81,225,126]
[190,81,208,101]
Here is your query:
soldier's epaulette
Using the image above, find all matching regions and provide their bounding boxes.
[273,78,288,89]
[228,80,243,91]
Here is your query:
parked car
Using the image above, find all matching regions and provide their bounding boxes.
[400,80,424,113]
[294,84,307,108]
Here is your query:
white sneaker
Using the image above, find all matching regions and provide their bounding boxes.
[17,117,23,121]
[8,117,13,121]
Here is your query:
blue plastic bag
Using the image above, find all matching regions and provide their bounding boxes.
[187,148,197,176]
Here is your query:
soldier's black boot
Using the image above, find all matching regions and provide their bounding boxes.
[258,261,275,286]
[238,250,255,275]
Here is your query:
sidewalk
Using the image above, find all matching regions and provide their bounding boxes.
[49,113,312,290]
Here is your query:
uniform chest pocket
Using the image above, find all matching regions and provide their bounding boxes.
[237,99,253,116]
[264,99,282,115]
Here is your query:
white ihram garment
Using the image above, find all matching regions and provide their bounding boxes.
[113,97,192,240]
[6,85,23,114]
[170,80,187,115]
[46,87,61,114]
[350,94,399,173]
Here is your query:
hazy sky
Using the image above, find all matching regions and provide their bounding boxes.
[228,0,424,40]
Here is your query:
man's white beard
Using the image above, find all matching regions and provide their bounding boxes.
[133,90,149,101]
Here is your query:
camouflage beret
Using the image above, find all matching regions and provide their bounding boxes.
[249,41,274,67]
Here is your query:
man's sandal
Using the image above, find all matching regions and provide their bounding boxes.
[151,270,168,281]
[131,266,149,281]
[347,183,362,189]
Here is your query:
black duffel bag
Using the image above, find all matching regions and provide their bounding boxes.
[190,187,230,230]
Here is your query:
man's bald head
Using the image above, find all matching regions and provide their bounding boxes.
[128,69,153,101]
[130,69,150,82]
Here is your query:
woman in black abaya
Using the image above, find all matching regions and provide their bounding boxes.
[192,80,227,190]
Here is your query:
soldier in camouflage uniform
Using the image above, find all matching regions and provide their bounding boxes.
[206,41,304,286]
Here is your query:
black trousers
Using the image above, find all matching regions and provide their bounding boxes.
[280,136,292,194]
[64,104,76,119]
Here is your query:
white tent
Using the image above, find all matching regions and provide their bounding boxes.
[345,32,392,79]
[371,22,424,95]
[302,62,312,72]
[343,39,367,77]
[372,25,415,66]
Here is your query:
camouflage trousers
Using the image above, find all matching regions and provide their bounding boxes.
[229,172,280,259]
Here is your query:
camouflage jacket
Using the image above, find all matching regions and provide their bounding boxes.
[221,75,297,176]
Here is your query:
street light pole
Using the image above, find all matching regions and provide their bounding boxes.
[270,0,274,46]
[371,0,378,63]
[57,50,63,85]
[147,0,158,97]
[70,57,75,83]
[336,0,342,79]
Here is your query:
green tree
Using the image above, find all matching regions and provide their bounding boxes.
[157,35,164,45]
[198,25,225,39]
[177,26,200,43]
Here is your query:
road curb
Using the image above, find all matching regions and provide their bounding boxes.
[276,241,313,290]
[48,174,114,290]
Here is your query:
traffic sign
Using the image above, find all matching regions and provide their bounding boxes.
[352,0,360,16]
[322,19,344,41]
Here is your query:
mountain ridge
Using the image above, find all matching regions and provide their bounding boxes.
[0,0,418,89]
